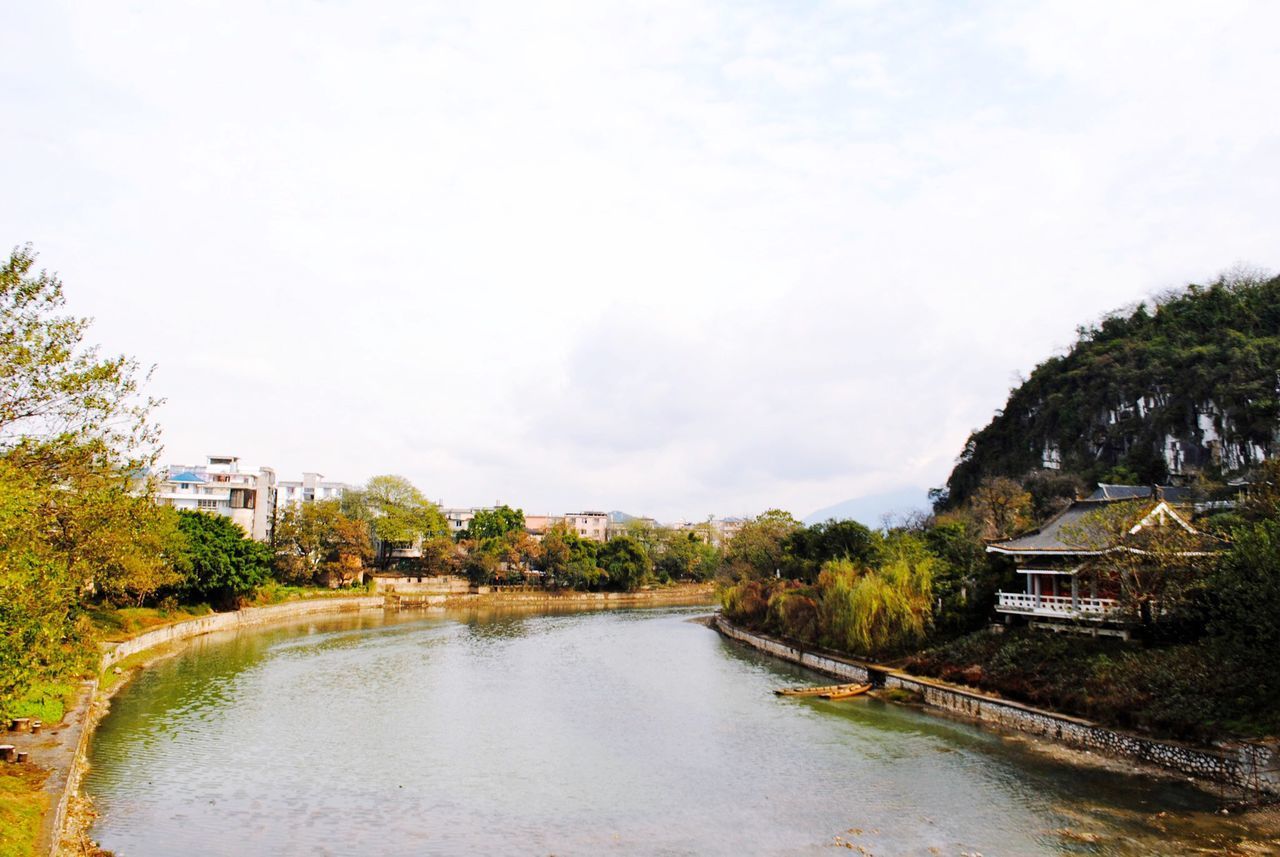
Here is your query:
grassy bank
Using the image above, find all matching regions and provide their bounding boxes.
[6,681,78,725]
[0,765,48,857]
[905,628,1277,743]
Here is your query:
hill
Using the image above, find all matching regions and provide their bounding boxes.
[941,270,1280,508]
[804,487,931,527]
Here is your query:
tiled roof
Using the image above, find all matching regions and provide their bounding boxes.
[1087,484,1192,503]
[168,471,206,484]
[989,500,1114,553]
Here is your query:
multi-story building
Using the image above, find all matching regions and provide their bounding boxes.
[443,507,479,538]
[565,511,609,542]
[277,472,350,507]
[155,455,276,541]
[606,512,659,541]
[522,514,557,540]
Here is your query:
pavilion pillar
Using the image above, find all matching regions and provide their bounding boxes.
[1071,575,1079,609]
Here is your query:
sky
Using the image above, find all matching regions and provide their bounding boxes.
[2,1,1277,522]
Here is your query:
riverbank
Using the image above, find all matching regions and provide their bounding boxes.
[711,615,1280,802]
[21,584,714,856]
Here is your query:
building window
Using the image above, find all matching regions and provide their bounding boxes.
[198,499,218,510]
[229,488,255,509]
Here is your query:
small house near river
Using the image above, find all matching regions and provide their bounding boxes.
[987,484,1216,635]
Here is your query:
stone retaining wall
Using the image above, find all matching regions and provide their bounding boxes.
[714,616,1280,797]
[449,584,715,606]
[100,596,385,670]
[370,574,470,594]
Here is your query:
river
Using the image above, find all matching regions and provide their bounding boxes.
[85,605,1273,855]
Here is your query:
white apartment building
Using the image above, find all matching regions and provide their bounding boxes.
[443,507,479,537]
[565,511,609,542]
[155,455,276,541]
[277,472,350,507]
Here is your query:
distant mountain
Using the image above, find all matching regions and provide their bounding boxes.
[804,487,931,528]
[942,272,1280,508]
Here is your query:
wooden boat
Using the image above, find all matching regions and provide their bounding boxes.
[819,683,872,700]
[775,682,866,698]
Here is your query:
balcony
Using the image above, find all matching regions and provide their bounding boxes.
[996,591,1120,621]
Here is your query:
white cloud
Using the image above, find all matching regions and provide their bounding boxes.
[1,0,1276,520]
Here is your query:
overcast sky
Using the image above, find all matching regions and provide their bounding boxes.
[3,1,1277,521]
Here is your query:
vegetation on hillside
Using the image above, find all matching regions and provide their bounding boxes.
[939,269,1280,509]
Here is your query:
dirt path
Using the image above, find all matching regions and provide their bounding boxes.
[4,680,95,855]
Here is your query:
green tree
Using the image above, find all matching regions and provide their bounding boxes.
[817,534,934,657]
[0,245,173,714]
[722,509,801,580]
[351,475,449,567]
[175,511,273,608]
[538,522,574,583]
[598,536,651,591]
[1,245,158,458]
[784,518,880,583]
[0,460,94,718]
[537,522,603,590]
[465,505,526,541]
[1239,459,1280,522]
[1207,519,1280,709]
[653,529,720,582]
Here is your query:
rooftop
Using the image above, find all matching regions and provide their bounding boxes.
[989,485,1195,555]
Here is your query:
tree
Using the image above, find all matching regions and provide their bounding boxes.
[538,522,574,583]
[1021,470,1085,522]
[1207,519,1280,707]
[0,246,173,715]
[273,499,372,586]
[0,459,94,718]
[536,522,602,590]
[967,477,1033,540]
[817,535,934,657]
[598,536,651,591]
[175,511,273,608]
[653,529,719,582]
[922,517,1008,632]
[722,509,801,580]
[461,528,535,585]
[1065,500,1213,632]
[1,245,158,460]
[1239,459,1280,522]
[784,519,880,583]
[351,475,449,567]
[465,505,525,541]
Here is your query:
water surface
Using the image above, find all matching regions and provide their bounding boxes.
[87,606,1269,855]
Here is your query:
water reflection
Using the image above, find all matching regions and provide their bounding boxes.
[86,607,1275,856]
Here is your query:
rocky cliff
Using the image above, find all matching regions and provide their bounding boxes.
[942,271,1280,507]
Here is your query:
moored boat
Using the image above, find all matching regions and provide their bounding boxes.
[775,682,866,697]
[819,683,872,700]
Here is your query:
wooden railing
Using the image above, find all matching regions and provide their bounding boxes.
[996,591,1119,620]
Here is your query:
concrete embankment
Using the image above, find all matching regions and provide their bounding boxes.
[100,596,386,670]
[378,583,721,611]
[713,615,1280,798]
